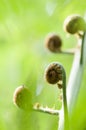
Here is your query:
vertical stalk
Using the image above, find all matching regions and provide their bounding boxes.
[62,68,69,130]
[44,62,69,130]
[80,32,85,64]
[67,33,86,114]
[58,32,86,130]
[58,67,69,130]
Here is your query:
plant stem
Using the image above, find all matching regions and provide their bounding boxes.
[61,49,76,55]
[62,69,69,130]
[33,105,60,115]
[80,32,85,64]
[53,49,76,55]
[58,32,86,130]
[58,67,69,130]
[67,33,86,114]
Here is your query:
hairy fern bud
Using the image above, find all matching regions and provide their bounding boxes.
[13,85,32,111]
[63,14,86,34]
[45,33,62,53]
[44,62,65,89]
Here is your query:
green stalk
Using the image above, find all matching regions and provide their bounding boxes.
[58,67,69,130]
[58,32,86,130]
[67,33,86,114]
[62,67,69,130]
[80,32,85,64]
[44,62,69,130]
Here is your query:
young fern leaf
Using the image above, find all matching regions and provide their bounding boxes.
[63,14,86,35]
[13,85,32,111]
[45,33,62,53]
[58,15,86,130]
[44,62,69,130]
[45,33,75,54]
[13,85,60,115]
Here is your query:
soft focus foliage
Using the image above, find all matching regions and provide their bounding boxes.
[0,0,86,130]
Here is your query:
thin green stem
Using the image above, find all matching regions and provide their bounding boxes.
[62,67,69,130]
[33,105,60,115]
[58,33,86,130]
[80,32,85,64]
[52,49,75,55]
[58,66,69,130]
[67,33,86,115]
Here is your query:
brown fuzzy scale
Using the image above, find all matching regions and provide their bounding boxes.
[44,63,63,86]
[57,81,63,89]
[45,33,62,53]
[34,102,41,109]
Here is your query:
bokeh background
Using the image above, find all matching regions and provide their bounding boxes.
[0,0,86,130]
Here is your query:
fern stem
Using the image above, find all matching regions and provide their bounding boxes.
[58,32,86,130]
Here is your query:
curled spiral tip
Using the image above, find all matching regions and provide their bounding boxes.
[13,85,32,111]
[63,14,86,34]
[45,33,62,53]
[44,62,64,88]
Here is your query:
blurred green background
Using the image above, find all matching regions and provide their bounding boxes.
[0,0,86,130]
